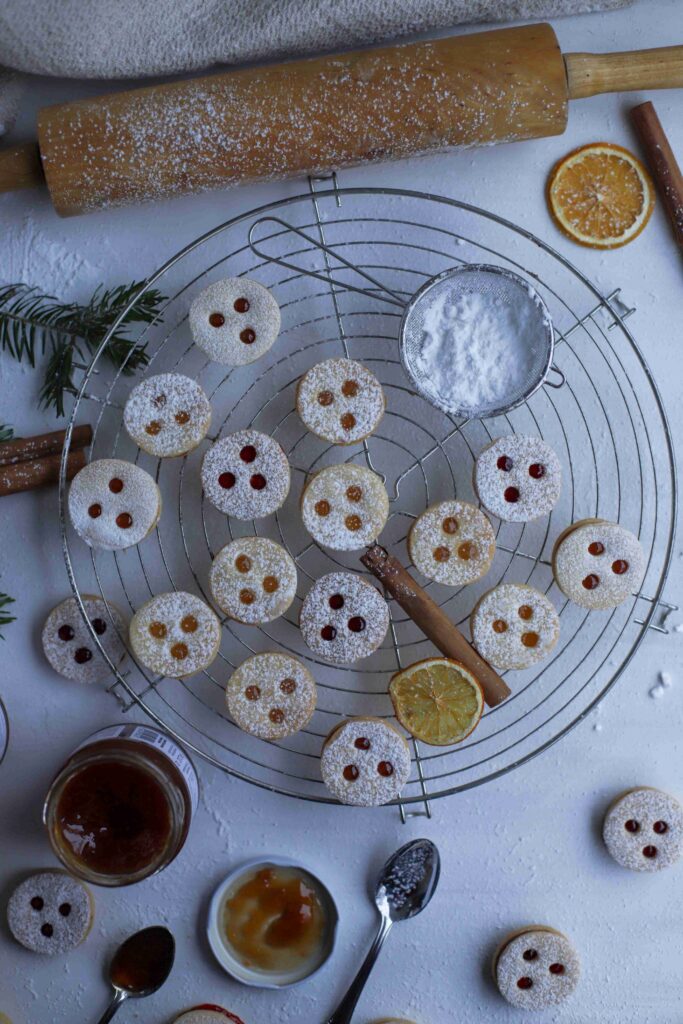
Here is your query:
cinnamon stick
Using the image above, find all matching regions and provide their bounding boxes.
[0,448,86,497]
[0,424,92,467]
[361,544,511,708]
[631,101,683,250]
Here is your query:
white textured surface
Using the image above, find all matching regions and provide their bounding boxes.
[0,4,682,1021]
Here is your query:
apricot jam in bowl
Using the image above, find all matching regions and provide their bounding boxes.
[207,857,338,988]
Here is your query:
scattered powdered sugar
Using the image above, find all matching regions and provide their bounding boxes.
[42,595,127,684]
[226,652,317,740]
[129,591,221,678]
[209,537,297,624]
[7,872,93,955]
[300,571,389,664]
[301,464,389,550]
[123,373,212,457]
[603,788,683,872]
[296,358,385,445]
[649,670,674,700]
[474,434,561,523]
[201,430,290,519]
[471,583,560,671]
[320,718,411,806]
[495,928,580,1009]
[68,458,161,550]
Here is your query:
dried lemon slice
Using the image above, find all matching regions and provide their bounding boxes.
[547,142,654,249]
[389,657,483,746]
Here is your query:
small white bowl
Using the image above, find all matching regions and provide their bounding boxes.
[207,855,339,989]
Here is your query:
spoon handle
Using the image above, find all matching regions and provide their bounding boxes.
[325,915,393,1024]
[95,989,127,1024]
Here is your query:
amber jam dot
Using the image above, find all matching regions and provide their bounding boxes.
[492,619,507,634]
[269,708,285,724]
[109,477,124,494]
[458,541,477,561]
[245,685,260,701]
[209,312,225,328]
[377,761,394,777]
[504,486,520,503]
[280,678,297,694]
[433,545,451,563]
[240,444,256,463]
[343,765,359,781]
[348,616,366,633]
[240,588,255,606]
[654,820,669,834]
[518,605,533,620]
[41,924,54,938]
[625,819,640,833]
[30,896,44,911]
[218,471,236,489]
[315,499,331,517]
[346,485,362,502]
[58,624,75,642]
[181,615,198,633]
[528,463,546,479]
[263,575,279,593]
[321,625,337,642]
[523,949,538,962]
[497,455,513,472]
[342,379,359,397]
[329,594,344,610]
[582,573,600,590]
[317,390,334,407]
[345,514,362,532]
[612,559,629,575]
[234,297,250,313]
[250,473,266,490]
[116,512,133,530]
[145,420,162,436]
[355,737,370,750]
[588,541,605,556]
[92,619,107,636]
[74,648,92,664]
[643,845,658,859]
[175,410,190,425]
[340,412,356,431]
[517,977,533,990]
[442,516,459,534]
[240,328,256,345]
[235,554,252,574]
[522,632,540,649]
[88,503,102,519]
[549,963,565,975]
[170,642,189,661]
[149,621,167,639]
[59,903,71,917]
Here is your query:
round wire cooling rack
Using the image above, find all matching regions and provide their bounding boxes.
[59,183,677,812]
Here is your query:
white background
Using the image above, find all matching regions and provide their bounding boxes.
[1,2,682,1021]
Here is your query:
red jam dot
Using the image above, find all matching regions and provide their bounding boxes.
[280,678,296,694]
[116,512,133,529]
[91,618,107,636]
[517,977,533,990]
[377,761,394,777]
[625,819,640,833]
[321,625,337,642]
[109,477,124,493]
[504,486,520,503]
[30,896,44,911]
[497,455,513,472]
[250,473,266,490]
[549,963,565,975]
[240,445,256,463]
[58,624,75,642]
[234,297,250,313]
[588,541,605,556]
[654,820,668,834]
[41,924,54,938]
[59,903,71,917]
[329,594,344,610]
[245,685,260,701]
[209,312,225,328]
[582,573,600,590]
[240,328,256,345]
[74,648,92,664]
[348,616,366,633]
[219,471,236,489]
[343,765,359,781]
[612,559,629,575]
[643,845,658,859]
[269,708,285,724]
[355,737,370,750]
[529,463,546,479]
[523,949,538,962]
[88,503,102,519]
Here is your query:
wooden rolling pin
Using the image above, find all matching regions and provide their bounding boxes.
[1,23,682,217]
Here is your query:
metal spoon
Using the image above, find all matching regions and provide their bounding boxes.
[325,839,440,1024]
[95,925,175,1024]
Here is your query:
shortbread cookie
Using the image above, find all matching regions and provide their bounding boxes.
[409,500,495,586]
[301,464,389,551]
[42,595,127,683]
[553,518,645,610]
[493,926,580,1010]
[124,373,211,457]
[7,871,94,955]
[471,584,560,671]
[474,435,561,522]
[210,538,297,625]
[226,653,317,740]
[189,277,280,366]
[69,459,161,550]
[300,572,389,664]
[603,787,683,872]
[296,358,385,445]
[173,1008,245,1024]
[202,430,290,520]
[130,592,221,677]
[321,717,411,806]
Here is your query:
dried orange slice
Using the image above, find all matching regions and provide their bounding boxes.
[547,142,655,249]
[389,657,483,746]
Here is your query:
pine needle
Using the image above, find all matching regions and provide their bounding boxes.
[0,424,13,443]
[0,592,15,639]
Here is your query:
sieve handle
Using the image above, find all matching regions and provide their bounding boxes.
[545,364,566,389]
[248,216,406,308]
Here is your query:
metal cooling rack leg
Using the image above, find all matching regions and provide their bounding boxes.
[633,595,679,634]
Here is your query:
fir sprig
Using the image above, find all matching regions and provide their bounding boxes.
[0,281,166,416]
[0,593,15,639]
[0,424,13,443]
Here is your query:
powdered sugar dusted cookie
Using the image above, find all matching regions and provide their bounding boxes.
[474,435,561,522]
[210,537,297,624]
[296,358,385,445]
[553,518,645,610]
[301,464,389,551]
[173,1008,245,1024]
[202,430,290,519]
[409,500,495,586]
[7,871,94,955]
[42,595,127,683]
[124,373,211,457]
[226,652,316,740]
[68,459,161,550]
[130,592,221,677]
[189,277,280,366]
[471,584,559,671]
[603,787,683,872]
[493,926,580,1010]
[321,717,411,806]
[300,572,389,664]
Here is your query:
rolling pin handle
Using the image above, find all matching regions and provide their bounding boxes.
[0,141,45,193]
[565,44,683,100]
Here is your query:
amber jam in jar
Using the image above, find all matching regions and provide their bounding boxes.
[43,725,198,887]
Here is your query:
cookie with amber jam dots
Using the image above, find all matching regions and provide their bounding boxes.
[123,373,211,457]
[409,500,495,586]
[493,925,580,1010]
[42,595,127,684]
[474,435,561,522]
[471,584,559,671]
[301,464,389,551]
[603,787,683,872]
[129,591,221,678]
[226,652,317,740]
[321,717,411,806]
[296,358,385,445]
[189,277,280,366]
[68,458,161,550]
[7,870,94,955]
[202,430,290,520]
[300,572,390,664]
[552,518,645,610]
[210,537,297,624]
[173,1008,245,1024]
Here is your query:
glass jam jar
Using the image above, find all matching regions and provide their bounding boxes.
[43,724,198,887]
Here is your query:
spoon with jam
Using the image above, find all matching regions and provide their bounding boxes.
[325,838,440,1024]
[95,925,175,1023]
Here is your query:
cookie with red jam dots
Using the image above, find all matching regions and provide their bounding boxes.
[301,464,389,551]
[603,787,683,872]
[201,430,290,520]
[474,435,561,522]
[123,373,211,458]
[129,592,221,678]
[470,584,560,671]
[296,358,385,445]
[300,572,390,665]
[408,500,495,587]
[226,653,317,741]
[320,717,411,806]
[189,276,281,366]
[493,926,580,1010]
[7,870,94,955]
[68,458,161,550]
[210,537,297,625]
[173,1008,246,1024]
[552,518,646,610]
[42,595,127,684]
